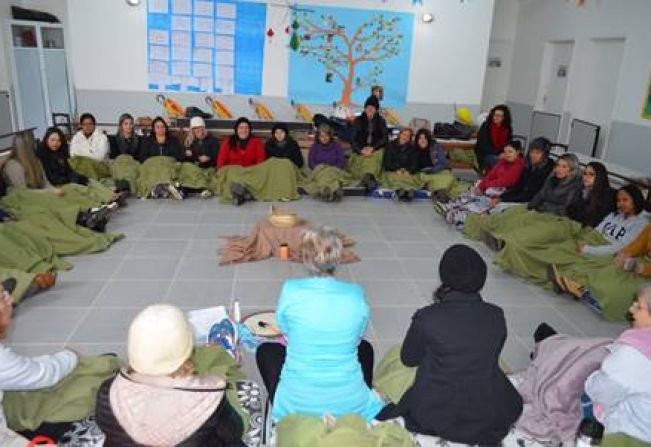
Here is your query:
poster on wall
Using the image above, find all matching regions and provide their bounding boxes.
[288,6,414,107]
[147,0,265,95]
[643,70,651,120]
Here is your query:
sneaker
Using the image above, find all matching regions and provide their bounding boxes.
[167,183,184,200]
[403,190,415,202]
[200,189,213,199]
[321,186,332,202]
[231,183,246,206]
[83,206,112,231]
[331,188,343,202]
[151,183,169,199]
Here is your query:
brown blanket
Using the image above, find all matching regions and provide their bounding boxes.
[218,219,360,265]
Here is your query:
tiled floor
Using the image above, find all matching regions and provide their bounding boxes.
[7,196,627,380]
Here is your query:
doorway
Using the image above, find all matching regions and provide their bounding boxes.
[536,40,574,115]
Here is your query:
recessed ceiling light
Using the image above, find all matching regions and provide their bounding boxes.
[421,13,434,23]
[126,0,141,6]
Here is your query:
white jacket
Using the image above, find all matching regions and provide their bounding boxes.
[70,129,109,161]
[0,343,77,429]
[582,212,649,256]
[585,343,651,442]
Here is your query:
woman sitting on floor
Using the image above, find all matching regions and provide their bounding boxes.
[265,123,304,169]
[375,244,523,444]
[70,113,109,162]
[567,162,616,228]
[493,136,554,205]
[473,104,512,171]
[437,140,525,228]
[0,280,78,441]
[413,128,457,200]
[349,96,389,192]
[527,152,583,216]
[381,128,419,202]
[139,116,184,162]
[303,124,348,202]
[216,117,299,206]
[96,304,245,446]
[109,113,141,159]
[256,226,385,423]
[184,116,219,169]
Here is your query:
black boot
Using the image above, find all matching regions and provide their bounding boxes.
[403,190,415,202]
[331,187,343,202]
[231,183,246,206]
[533,322,558,344]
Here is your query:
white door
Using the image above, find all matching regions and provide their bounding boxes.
[573,38,625,158]
[536,41,574,115]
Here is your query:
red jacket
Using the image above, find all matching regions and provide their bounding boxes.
[217,137,266,168]
[479,156,524,191]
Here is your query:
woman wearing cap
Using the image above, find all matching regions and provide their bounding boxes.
[215,117,299,206]
[348,96,389,192]
[96,304,245,446]
[265,123,304,169]
[376,244,522,444]
[256,226,385,423]
[184,117,220,169]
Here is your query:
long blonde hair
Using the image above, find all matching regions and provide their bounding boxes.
[11,133,46,188]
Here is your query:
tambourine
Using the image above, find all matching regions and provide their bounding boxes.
[242,311,283,338]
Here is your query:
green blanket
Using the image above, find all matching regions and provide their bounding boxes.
[347,150,384,180]
[1,187,91,228]
[379,172,423,191]
[373,346,417,404]
[276,414,415,447]
[177,162,210,190]
[110,154,141,192]
[603,433,651,447]
[212,158,300,203]
[0,222,70,274]
[135,156,180,198]
[68,156,111,180]
[300,165,354,197]
[419,170,457,193]
[4,356,121,431]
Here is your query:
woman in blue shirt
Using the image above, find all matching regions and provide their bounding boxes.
[256,226,385,422]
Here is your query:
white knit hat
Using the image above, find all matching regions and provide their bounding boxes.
[128,304,194,375]
[189,116,205,128]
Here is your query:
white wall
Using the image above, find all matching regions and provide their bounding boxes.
[0,2,14,93]
[65,0,493,105]
[481,0,518,111]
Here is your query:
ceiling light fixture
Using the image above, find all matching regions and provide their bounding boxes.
[421,13,434,23]
[126,0,141,6]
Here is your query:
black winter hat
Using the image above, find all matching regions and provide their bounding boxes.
[439,244,487,293]
[363,95,380,110]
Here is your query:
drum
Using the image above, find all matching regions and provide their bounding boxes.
[242,311,283,338]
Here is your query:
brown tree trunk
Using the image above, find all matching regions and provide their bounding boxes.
[339,59,356,106]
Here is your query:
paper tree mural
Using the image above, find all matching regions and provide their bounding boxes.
[288,6,413,108]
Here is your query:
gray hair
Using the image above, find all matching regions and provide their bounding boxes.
[316,124,333,138]
[301,226,342,276]
[558,152,581,181]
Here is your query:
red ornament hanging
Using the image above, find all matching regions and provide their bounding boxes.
[266,27,275,40]
[285,25,290,34]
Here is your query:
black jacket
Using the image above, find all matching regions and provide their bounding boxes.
[139,136,184,162]
[36,145,88,186]
[109,134,141,159]
[352,113,388,154]
[567,187,616,228]
[382,141,418,174]
[500,159,553,203]
[264,137,304,168]
[186,134,220,168]
[96,377,245,447]
[528,175,583,216]
[473,121,512,169]
[390,292,522,444]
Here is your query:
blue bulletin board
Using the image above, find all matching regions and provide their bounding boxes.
[147,0,265,95]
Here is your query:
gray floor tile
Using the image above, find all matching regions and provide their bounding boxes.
[374,213,418,227]
[500,337,532,372]
[400,259,438,280]
[194,224,243,239]
[378,227,429,242]
[232,281,283,306]
[69,308,142,343]
[157,209,204,223]
[482,280,551,308]
[349,259,406,280]
[66,343,127,358]
[360,280,421,306]
[129,240,189,258]
[185,239,222,258]
[113,258,180,280]
[176,258,234,280]
[7,308,88,343]
[353,241,395,258]
[503,306,581,339]
[166,280,234,308]
[94,280,172,307]
[552,302,626,338]
[391,242,440,258]
[142,224,196,240]
[371,307,416,340]
[21,281,105,308]
[236,260,294,281]
[58,258,123,281]
[6,343,66,357]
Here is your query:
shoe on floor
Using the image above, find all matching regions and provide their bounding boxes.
[479,229,504,251]
[331,187,343,202]
[231,183,246,206]
[200,189,213,199]
[321,186,332,202]
[167,183,185,200]
[151,183,170,199]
